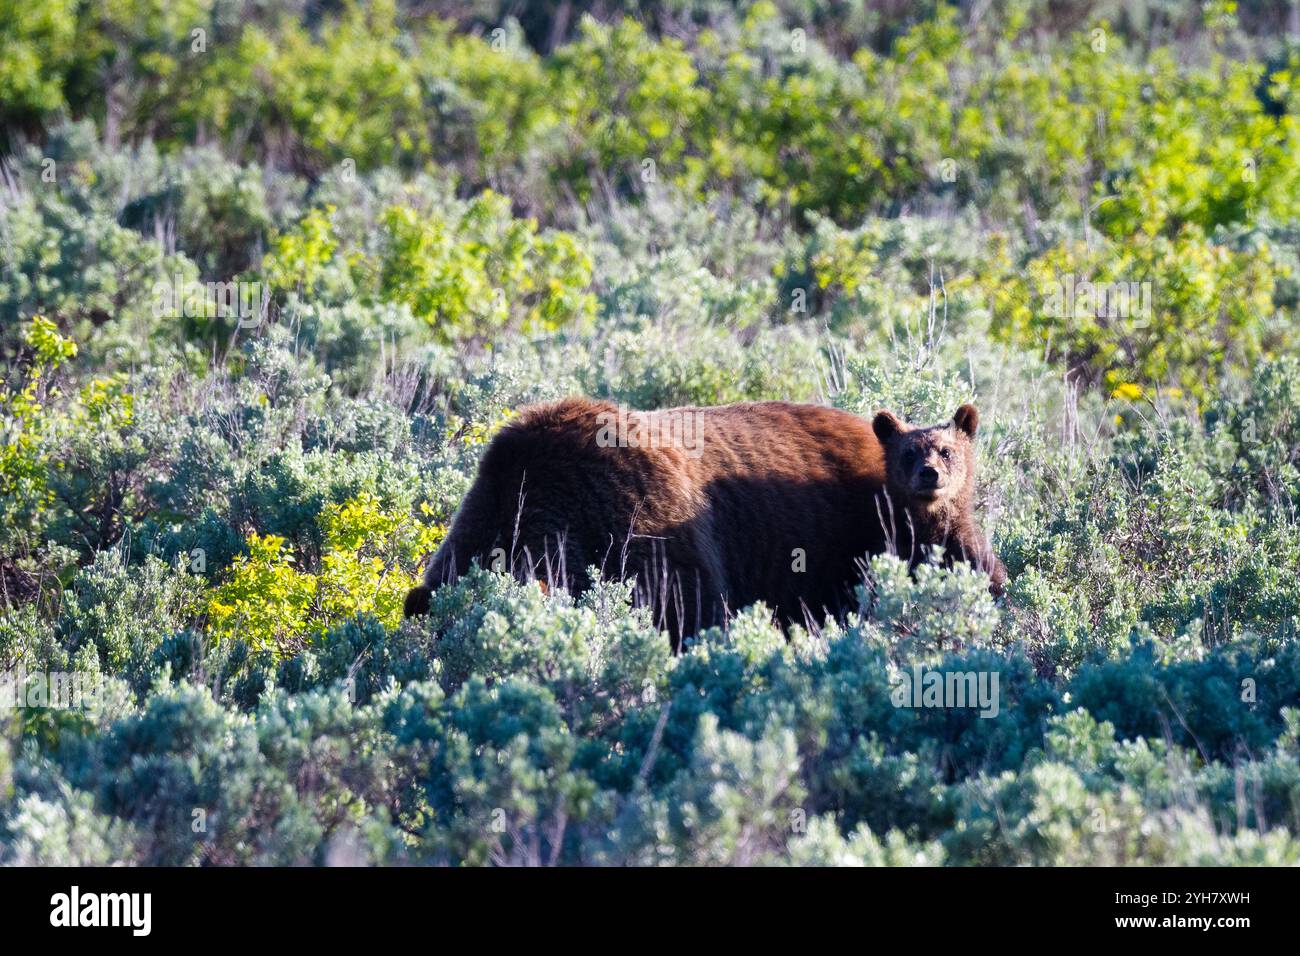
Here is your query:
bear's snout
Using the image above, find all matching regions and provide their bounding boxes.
[911,461,948,497]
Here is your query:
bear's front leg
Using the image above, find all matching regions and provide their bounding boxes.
[945,533,1006,598]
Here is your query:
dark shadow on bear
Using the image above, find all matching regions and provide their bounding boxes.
[406,470,1003,651]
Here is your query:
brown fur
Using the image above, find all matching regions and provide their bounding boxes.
[404,398,1005,648]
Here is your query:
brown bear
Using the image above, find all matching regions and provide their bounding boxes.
[404,398,1005,648]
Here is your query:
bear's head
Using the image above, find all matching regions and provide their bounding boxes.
[872,404,980,512]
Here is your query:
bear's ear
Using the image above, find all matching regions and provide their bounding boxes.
[873,410,905,444]
[952,404,979,438]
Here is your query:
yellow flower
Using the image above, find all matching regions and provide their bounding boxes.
[1111,382,1143,401]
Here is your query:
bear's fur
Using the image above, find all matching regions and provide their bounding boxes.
[404,398,1004,647]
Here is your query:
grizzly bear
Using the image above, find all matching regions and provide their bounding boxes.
[404,398,1005,648]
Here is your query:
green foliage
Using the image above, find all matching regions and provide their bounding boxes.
[204,533,317,654]
[377,195,595,342]
[0,169,200,365]
[549,17,707,198]
[60,549,202,683]
[262,206,345,300]
[205,493,442,656]
[988,228,1283,395]
[0,0,77,132]
[0,317,76,558]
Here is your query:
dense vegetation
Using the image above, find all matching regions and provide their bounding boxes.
[2,0,1299,865]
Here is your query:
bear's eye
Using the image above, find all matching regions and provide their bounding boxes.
[902,451,917,468]
[939,448,952,461]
